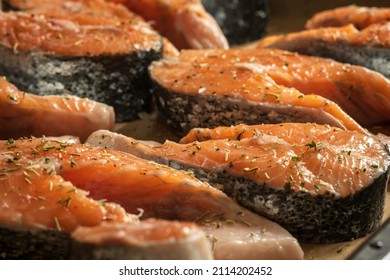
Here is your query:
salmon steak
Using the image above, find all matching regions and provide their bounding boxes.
[0,137,303,259]
[0,137,214,259]
[0,1,163,121]
[257,22,390,79]
[176,49,390,127]
[86,124,390,243]
[0,77,114,142]
[149,52,367,135]
[306,5,390,30]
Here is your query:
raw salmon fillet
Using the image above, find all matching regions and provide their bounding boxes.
[149,52,367,135]
[0,77,114,142]
[0,1,163,121]
[177,48,390,127]
[5,0,228,50]
[106,0,229,49]
[0,137,213,259]
[86,124,390,243]
[0,137,303,259]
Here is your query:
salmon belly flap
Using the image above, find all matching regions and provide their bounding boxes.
[87,125,390,243]
[0,77,115,142]
[104,0,229,50]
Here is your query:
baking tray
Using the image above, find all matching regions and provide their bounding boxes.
[349,217,390,260]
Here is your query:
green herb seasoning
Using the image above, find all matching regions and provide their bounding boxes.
[70,160,78,167]
[291,156,301,162]
[284,181,292,190]
[43,145,55,151]
[57,196,72,208]
[305,141,317,151]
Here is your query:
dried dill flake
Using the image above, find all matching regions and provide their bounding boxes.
[291,156,301,162]
[305,141,317,150]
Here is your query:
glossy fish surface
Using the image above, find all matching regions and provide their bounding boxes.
[177,49,390,126]
[0,77,114,142]
[150,52,367,134]
[0,137,303,259]
[86,124,390,243]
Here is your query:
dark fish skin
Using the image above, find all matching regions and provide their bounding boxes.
[201,0,268,45]
[0,226,71,260]
[0,47,161,122]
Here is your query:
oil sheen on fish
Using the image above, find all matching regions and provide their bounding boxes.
[1,137,303,259]
[176,48,390,127]
[0,137,214,259]
[0,76,114,142]
[86,124,390,243]
[8,0,228,50]
[149,53,367,135]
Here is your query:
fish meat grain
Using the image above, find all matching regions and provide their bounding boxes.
[71,220,213,260]
[149,53,367,135]
[177,49,390,127]
[0,77,114,142]
[87,124,390,243]
[0,1,162,121]
[106,0,229,50]
[0,137,214,259]
[0,137,303,259]
[78,135,303,260]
